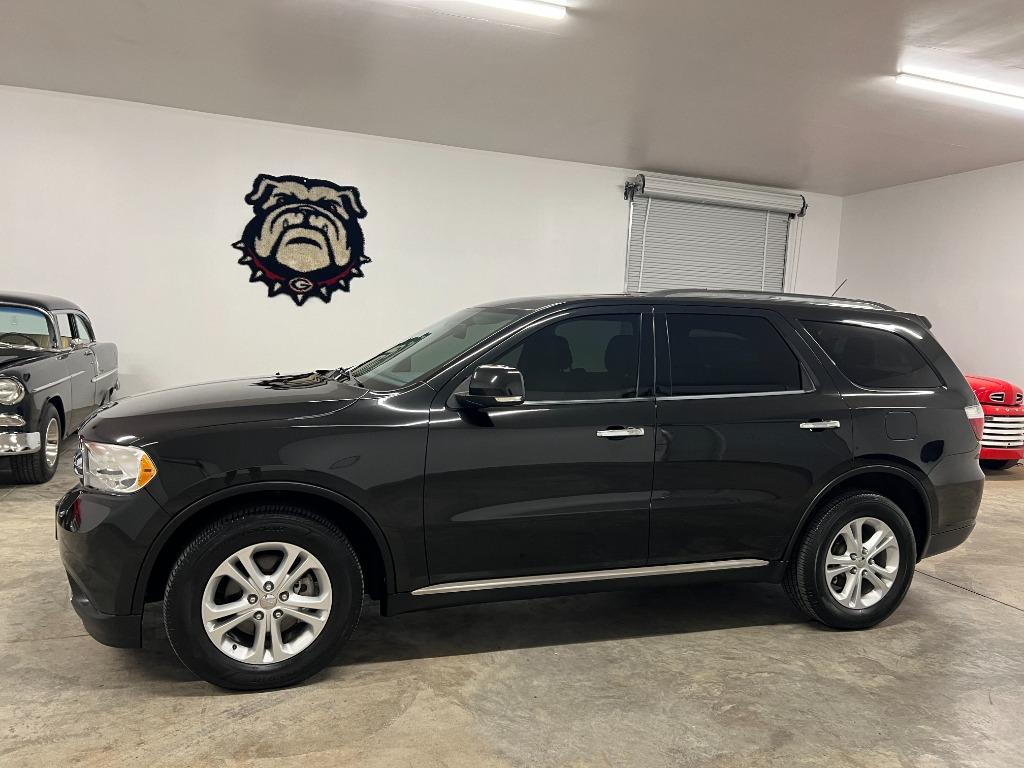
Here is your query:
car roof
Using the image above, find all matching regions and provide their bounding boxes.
[478,289,931,329]
[481,289,895,313]
[0,291,84,313]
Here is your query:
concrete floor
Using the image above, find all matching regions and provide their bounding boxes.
[1,451,1022,768]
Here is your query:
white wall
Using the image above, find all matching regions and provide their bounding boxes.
[837,161,1024,385]
[787,192,843,296]
[0,86,843,394]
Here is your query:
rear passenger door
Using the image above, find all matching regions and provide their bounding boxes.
[651,308,853,566]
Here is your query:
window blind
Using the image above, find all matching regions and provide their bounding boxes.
[624,173,804,294]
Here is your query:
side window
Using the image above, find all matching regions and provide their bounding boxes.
[55,313,74,349]
[72,314,95,343]
[666,313,803,396]
[804,320,941,389]
[494,314,641,401]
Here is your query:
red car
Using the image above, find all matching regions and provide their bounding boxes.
[966,375,1024,470]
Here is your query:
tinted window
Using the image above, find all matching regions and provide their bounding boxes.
[804,320,941,389]
[351,307,526,391]
[495,314,641,401]
[666,313,802,396]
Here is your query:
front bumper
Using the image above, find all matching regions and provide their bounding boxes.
[67,567,142,648]
[0,430,40,455]
[56,485,170,647]
[979,445,1024,462]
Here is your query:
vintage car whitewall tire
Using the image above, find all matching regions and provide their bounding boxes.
[10,403,60,484]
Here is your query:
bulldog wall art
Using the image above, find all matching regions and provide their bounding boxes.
[233,174,370,305]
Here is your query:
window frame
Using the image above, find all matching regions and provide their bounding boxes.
[442,305,656,407]
[654,306,818,401]
[800,318,945,393]
[70,312,96,344]
[53,311,76,350]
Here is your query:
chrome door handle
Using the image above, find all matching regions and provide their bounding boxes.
[597,427,645,438]
[799,420,841,430]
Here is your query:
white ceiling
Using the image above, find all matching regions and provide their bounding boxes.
[4,0,1024,195]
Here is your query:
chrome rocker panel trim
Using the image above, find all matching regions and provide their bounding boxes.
[412,558,770,595]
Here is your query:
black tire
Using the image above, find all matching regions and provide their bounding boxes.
[11,403,60,484]
[981,459,1018,471]
[164,504,363,690]
[784,492,916,629]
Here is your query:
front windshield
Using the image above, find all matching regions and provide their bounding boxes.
[350,307,528,391]
[0,305,53,349]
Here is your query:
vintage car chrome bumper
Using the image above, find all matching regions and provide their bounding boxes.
[0,430,40,455]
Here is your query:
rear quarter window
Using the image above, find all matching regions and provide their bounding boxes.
[804,320,941,389]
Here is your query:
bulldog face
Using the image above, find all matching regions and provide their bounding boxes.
[234,174,370,305]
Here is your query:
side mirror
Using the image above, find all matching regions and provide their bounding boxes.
[455,365,525,409]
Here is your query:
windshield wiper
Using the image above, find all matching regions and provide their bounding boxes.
[326,366,365,387]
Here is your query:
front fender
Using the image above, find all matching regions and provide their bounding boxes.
[131,479,397,613]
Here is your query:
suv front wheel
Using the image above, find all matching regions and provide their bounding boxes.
[785,492,916,629]
[163,504,363,690]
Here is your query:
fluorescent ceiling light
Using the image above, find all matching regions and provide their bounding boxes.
[896,71,1024,112]
[462,0,567,20]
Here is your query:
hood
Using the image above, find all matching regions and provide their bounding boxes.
[82,372,368,444]
[966,375,1023,406]
[0,347,52,370]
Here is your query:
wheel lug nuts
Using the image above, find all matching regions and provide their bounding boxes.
[273,609,283,619]
[254,611,264,620]
[280,592,289,601]
[247,594,258,604]
[263,582,274,592]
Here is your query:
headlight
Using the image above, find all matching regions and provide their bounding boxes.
[0,377,25,405]
[80,440,158,493]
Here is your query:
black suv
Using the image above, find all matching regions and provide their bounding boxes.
[57,291,985,689]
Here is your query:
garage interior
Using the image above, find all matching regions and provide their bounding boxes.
[2,1,1024,766]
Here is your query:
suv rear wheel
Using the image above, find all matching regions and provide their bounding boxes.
[785,492,916,629]
[163,504,363,690]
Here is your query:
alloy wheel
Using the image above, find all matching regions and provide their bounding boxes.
[202,542,333,664]
[824,516,900,609]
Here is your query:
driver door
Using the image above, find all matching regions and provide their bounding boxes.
[422,306,656,585]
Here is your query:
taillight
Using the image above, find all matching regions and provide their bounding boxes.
[964,403,985,441]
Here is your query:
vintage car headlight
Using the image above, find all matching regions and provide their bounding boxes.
[0,377,25,405]
[80,440,158,493]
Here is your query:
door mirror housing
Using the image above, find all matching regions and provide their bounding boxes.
[455,365,525,409]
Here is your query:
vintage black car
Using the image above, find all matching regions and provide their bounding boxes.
[57,290,984,691]
[0,292,118,483]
